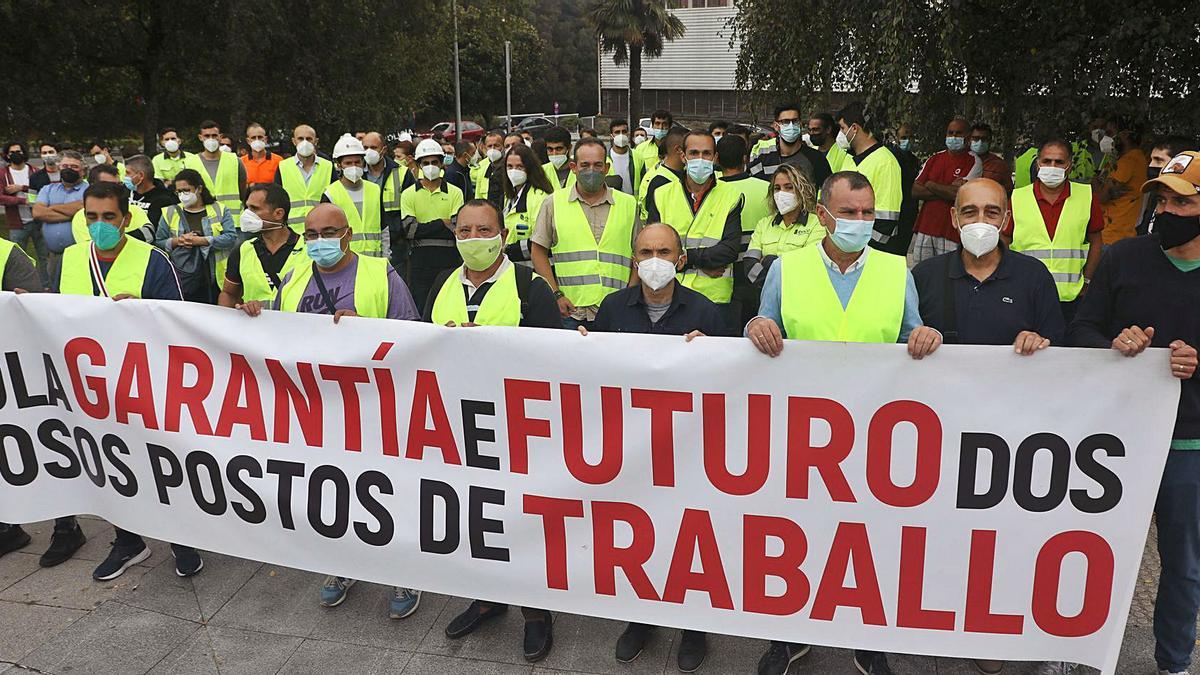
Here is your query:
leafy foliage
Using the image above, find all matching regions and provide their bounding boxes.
[587,0,686,123]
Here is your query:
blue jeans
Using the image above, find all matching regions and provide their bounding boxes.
[1155,450,1200,671]
[9,221,50,288]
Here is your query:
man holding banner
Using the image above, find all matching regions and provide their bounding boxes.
[746,170,939,675]
[429,199,563,663]
[1071,151,1200,675]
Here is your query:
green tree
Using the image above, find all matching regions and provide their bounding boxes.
[587,0,685,126]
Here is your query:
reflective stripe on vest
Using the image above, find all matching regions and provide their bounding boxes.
[324,181,383,257]
[549,189,636,307]
[278,255,390,318]
[184,153,242,224]
[780,244,906,342]
[1009,183,1090,302]
[237,237,307,303]
[431,263,522,327]
[279,158,334,231]
[60,239,153,298]
[847,149,903,221]
[382,168,403,212]
[163,203,232,284]
[71,205,151,243]
[472,158,491,200]
[653,179,742,304]
[504,188,550,244]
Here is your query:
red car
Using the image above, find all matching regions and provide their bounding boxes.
[419,121,485,143]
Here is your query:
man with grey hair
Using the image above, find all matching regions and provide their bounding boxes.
[123,154,178,235]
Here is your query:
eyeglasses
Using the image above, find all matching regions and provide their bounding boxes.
[302,226,348,241]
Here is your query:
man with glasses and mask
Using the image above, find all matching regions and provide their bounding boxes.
[749,102,831,189]
[530,137,638,331]
[32,150,88,290]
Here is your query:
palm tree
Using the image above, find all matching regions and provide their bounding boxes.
[587,0,686,127]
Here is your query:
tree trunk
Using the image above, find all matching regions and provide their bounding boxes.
[140,2,164,156]
[628,43,642,127]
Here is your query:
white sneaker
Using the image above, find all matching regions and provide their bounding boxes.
[1032,663,1077,675]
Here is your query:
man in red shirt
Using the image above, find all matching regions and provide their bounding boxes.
[241,122,283,185]
[910,117,977,264]
[1002,139,1104,323]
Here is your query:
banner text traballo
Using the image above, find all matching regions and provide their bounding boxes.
[0,293,1179,673]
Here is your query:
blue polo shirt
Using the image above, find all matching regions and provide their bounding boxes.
[911,245,1064,346]
[36,181,88,253]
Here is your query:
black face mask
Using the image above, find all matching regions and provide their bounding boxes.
[6,151,25,164]
[808,133,825,146]
[60,168,80,184]
[1155,210,1200,250]
[1148,166,1163,181]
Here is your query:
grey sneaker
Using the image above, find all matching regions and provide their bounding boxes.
[1032,663,1078,675]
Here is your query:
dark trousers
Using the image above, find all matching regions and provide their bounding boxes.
[114,527,197,557]
[771,641,878,665]
[479,601,550,622]
[1060,298,1080,326]
[0,516,76,533]
[1154,450,1200,671]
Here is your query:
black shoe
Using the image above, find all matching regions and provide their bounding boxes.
[677,630,707,672]
[757,642,811,675]
[0,526,31,557]
[854,651,894,675]
[523,614,553,662]
[39,525,85,567]
[92,540,149,581]
[445,601,508,639]
[171,545,203,577]
[616,622,652,663]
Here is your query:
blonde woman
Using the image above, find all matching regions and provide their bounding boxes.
[742,163,825,306]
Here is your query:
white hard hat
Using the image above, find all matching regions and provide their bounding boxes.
[414,138,443,161]
[332,133,365,159]
[398,132,413,143]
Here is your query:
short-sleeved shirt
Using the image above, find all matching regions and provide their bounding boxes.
[225,231,301,287]
[1001,181,1104,239]
[272,255,419,320]
[912,245,1065,346]
[1101,148,1149,245]
[37,181,89,253]
[400,180,464,224]
[913,150,978,241]
[242,152,283,185]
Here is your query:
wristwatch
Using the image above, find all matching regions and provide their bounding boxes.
[554,290,565,299]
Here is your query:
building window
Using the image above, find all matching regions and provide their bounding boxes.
[668,0,729,8]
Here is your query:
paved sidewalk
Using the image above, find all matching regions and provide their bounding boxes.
[0,516,1171,675]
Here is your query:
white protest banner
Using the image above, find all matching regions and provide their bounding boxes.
[0,292,1179,673]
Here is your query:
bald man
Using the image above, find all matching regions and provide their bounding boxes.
[275,123,338,232]
[911,177,1064,354]
[362,130,408,276]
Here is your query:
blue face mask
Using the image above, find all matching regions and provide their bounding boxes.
[88,220,123,251]
[898,139,911,151]
[443,154,454,166]
[945,136,965,152]
[779,123,803,144]
[122,177,136,192]
[821,206,874,253]
[306,237,346,268]
[650,127,667,141]
[970,139,989,155]
[686,158,714,183]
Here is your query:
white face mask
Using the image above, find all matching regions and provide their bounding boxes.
[633,135,647,146]
[486,148,503,163]
[202,138,220,153]
[342,165,364,183]
[421,163,441,181]
[93,153,107,165]
[238,209,282,233]
[178,190,199,207]
[1038,165,1067,188]
[250,139,267,153]
[549,154,568,169]
[959,222,1000,257]
[1099,136,1115,154]
[637,256,678,292]
[836,129,852,151]
[612,133,629,148]
[523,139,532,147]
[219,144,232,153]
[364,148,381,166]
[773,190,799,215]
[1091,128,1105,144]
[163,139,180,154]
[507,168,527,187]
[296,140,316,157]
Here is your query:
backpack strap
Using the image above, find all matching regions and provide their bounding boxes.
[513,263,533,320]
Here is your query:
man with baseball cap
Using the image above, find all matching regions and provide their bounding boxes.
[1070,150,1200,675]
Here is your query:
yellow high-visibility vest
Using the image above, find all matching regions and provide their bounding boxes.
[60,238,154,298]
[1010,183,1091,302]
[278,255,390,318]
[279,157,334,231]
[780,244,906,342]
[431,263,523,327]
[548,189,636,307]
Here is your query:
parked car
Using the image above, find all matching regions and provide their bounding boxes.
[419,121,485,144]
[513,116,558,140]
